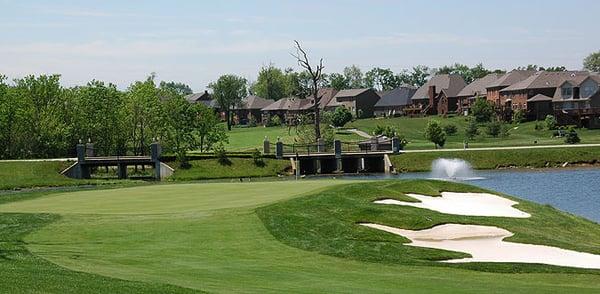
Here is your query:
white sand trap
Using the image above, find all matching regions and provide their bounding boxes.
[375,192,531,218]
[361,223,600,269]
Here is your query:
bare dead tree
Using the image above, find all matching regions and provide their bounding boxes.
[291,40,324,140]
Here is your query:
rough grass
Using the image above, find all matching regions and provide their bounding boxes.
[0,161,128,190]
[2,180,599,292]
[169,158,291,181]
[391,147,600,172]
[257,180,600,274]
[348,116,600,150]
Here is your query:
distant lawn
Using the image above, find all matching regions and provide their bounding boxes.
[0,161,127,190]
[348,116,600,150]
[225,125,363,152]
[169,158,291,181]
[391,146,600,172]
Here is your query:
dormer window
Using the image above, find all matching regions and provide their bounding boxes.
[561,86,573,99]
[582,85,595,98]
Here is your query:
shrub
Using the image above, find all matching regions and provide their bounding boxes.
[251,148,265,167]
[500,123,510,138]
[471,97,495,123]
[565,127,580,144]
[330,107,353,127]
[545,115,557,130]
[485,121,502,137]
[373,125,397,138]
[424,120,446,148]
[267,115,282,127]
[213,143,230,165]
[443,124,457,136]
[465,118,479,140]
[534,121,544,131]
[512,109,526,124]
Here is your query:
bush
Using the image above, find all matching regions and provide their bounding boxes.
[267,115,282,127]
[512,109,526,124]
[213,143,230,165]
[251,148,265,167]
[471,97,495,123]
[565,127,580,144]
[545,115,557,130]
[534,121,544,131]
[485,121,502,137]
[424,120,446,148]
[373,125,397,138]
[330,107,353,127]
[500,123,510,138]
[465,118,479,140]
[443,124,457,136]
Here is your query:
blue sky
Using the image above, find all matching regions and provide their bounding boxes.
[1,0,599,91]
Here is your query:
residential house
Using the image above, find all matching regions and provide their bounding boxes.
[499,71,590,117]
[455,73,501,115]
[261,97,312,125]
[485,70,535,107]
[325,88,381,118]
[233,95,273,125]
[373,85,417,117]
[552,75,600,128]
[407,74,466,116]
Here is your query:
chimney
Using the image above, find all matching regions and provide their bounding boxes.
[428,85,436,106]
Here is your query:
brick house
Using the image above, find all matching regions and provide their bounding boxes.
[325,88,381,118]
[455,73,501,116]
[373,85,417,117]
[407,74,466,116]
[233,95,273,125]
[485,70,535,107]
[552,75,600,128]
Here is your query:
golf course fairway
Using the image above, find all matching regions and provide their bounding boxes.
[1,180,599,293]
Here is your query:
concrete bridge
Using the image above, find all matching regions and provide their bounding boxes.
[265,137,401,175]
[62,141,173,180]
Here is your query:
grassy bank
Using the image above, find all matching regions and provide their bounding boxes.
[391,146,600,172]
[0,161,127,190]
[1,180,599,292]
[169,158,291,181]
[258,180,600,274]
[348,116,600,150]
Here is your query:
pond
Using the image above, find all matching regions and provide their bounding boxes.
[334,168,600,224]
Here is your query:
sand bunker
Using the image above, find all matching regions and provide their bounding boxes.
[361,223,600,269]
[375,192,531,218]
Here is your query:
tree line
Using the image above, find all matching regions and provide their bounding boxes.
[0,74,226,161]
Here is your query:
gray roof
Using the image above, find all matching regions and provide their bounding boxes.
[552,74,600,100]
[334,88,370,98]
[486,70,536,88]
[501,71,590,92]
[238,95,272,110]
[184,91,211,103]
[411,74,467,100]
[527,94,553,102]
[262,97,311,111]
[456,73,501,98]
[374,86,417,107]
[312,88,339,109]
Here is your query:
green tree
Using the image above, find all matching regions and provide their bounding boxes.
[283,69,313,98]
[125,75,163,155]
[159,81,193,96]
[196,104,228,152]
[251,64,287,100]
[565,127,580,144]
[545,115,557,130]
[328,73,349,90]
[443,123,457,136]
[343,65,365,88]
[424,120,446,148]
[465,118,479,140]
[436,63,493,84]
[583,51,600,72]
[408,65,431,87]
[364,67,402,91]
[330,107,353,127]
[485,120,502,137]
[471,97,495,123]
[161,92,197,167]
[209,74,247,131]
[512,109,526,124]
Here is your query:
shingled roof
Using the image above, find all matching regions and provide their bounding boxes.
[486,70,536,88]
[374,85,417,107]
[238,95,272,110]
[456,73,501,98]
[501,71,590,92]
[411,74,467,100]
[262,97,312,111]
[184,91,211,103]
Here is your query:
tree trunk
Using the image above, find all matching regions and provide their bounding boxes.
[226,109,232,131]
[313,81,321,140]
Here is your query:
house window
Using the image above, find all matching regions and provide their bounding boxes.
[561,87,573,99]
[582,86,595,98]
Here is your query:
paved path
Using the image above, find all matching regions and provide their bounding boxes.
[0,158,77,163]
[346,128,372,139]
[401,143,600,153]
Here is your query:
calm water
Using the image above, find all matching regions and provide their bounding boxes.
[336,168,600,223]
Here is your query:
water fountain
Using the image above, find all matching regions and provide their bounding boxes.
[430,158,479,180]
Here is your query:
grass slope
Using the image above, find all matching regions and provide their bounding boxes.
[0,161,128,190]
[257,180,600,273]
[1,180,599,292]
[169,158,290,181]
[391,147,600,172]
[348,116,600,150]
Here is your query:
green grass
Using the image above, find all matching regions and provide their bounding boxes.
[257,180,600,274]
[169,158,291,181]
[391,146,600,172]
[0,161,129,190]
[225,125,363,152]
[347,116,600,150]
[0,180,599,292]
